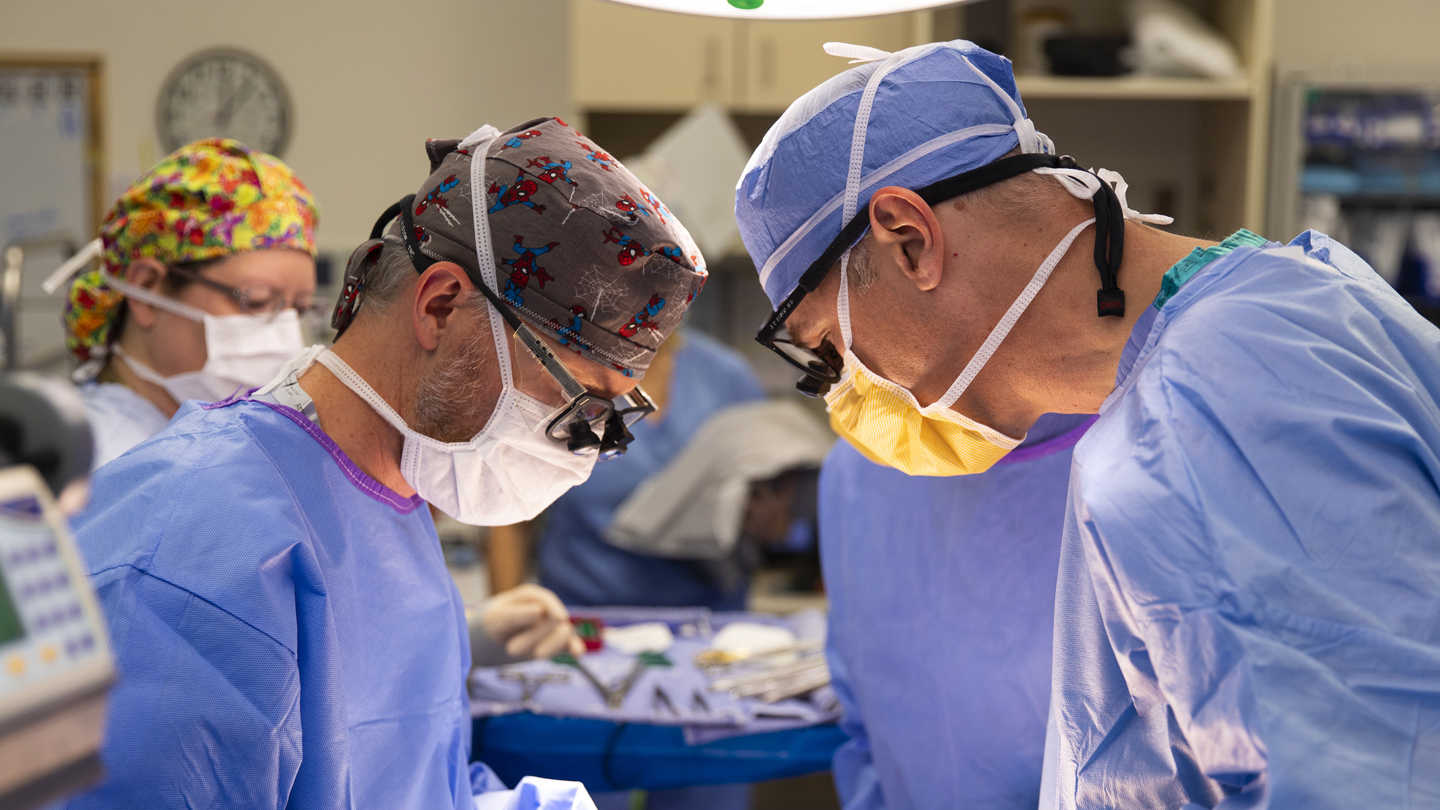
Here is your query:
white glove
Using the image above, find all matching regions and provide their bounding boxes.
[469,584,585,667]
[473,776,597,810]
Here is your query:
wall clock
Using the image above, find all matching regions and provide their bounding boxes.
[156,49,291,157]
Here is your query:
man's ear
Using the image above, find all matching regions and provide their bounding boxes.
[411,262,473,351]
[867,187,946,292]
[121,258,167,330]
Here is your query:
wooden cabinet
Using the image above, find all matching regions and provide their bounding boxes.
[571,0,932,112]
[733,15,922,111]
[571,0,736,110]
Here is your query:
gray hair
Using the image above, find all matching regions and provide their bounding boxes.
[357,239,488,318]
[359,240,420,313]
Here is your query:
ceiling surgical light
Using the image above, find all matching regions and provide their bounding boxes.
[601,0,973,20]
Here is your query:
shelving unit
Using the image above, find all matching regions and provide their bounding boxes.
[1015,74,1251,100]
[570,0,934,113]
[1267,67,1440,318]
[566,0,1276,390]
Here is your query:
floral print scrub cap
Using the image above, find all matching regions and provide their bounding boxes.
[337,117,707,379]
[62,138,318,365]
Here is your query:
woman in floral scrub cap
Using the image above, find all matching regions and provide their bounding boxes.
[60,138,320,469]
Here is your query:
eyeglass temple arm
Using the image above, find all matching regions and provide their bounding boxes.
[394,195,590,401]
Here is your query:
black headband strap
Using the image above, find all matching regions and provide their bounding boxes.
[789,151,1129,318]
[794,153,1066,296]
[392,194,526,333]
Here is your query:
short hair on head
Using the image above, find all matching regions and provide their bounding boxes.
[354,239,487,324]
[955,147,1069,223]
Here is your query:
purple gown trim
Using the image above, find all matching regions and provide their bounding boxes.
[204,394,424,514]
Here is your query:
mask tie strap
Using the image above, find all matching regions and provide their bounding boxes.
[930,217,1096,412]
[111,344,176,388]
[824,42,894,64]
[41,238,102,294]
[99,268,208,323]
[463,126,515,395]
[958,55,1052,155]
[833,47,905,356]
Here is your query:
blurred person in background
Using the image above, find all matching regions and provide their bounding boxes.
[488,329,765,610]
[487,327,765,810]
[56,138,320,469]
[821,414,1091,810]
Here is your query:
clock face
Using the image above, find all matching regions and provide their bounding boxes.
[156,49,290,158]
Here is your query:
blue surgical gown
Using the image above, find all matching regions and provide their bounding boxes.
[61,395,504,809]
[821,414,1093,810]
[1044,230,1440,809]
[537,331,765,610]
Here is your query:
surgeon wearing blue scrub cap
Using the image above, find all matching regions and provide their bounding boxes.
[737,39,1440,809]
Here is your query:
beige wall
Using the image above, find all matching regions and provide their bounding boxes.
[4,0,1437,256]
[1273,0,1440,67]
[0,0,573,260]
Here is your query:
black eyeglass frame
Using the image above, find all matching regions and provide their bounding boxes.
[367,196,655,459]
[754,152,1129,395]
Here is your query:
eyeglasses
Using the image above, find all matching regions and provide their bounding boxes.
[383,194,654,459]
[511,325,656,459]
[166,262,325,323]
[755,153,1085,397]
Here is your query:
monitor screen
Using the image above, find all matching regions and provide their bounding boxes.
[0,497,45,646]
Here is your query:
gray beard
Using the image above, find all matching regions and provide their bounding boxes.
[414,325,495,444]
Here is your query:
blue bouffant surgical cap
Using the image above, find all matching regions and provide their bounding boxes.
[736,40,1055,308]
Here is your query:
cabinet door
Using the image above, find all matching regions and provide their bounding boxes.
[737,14,921,112]
[571,0,735,110]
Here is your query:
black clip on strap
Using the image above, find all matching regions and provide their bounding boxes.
[394,194,526,333]
[1092,178,1126,318]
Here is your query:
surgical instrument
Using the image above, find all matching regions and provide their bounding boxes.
[500,669,569,703]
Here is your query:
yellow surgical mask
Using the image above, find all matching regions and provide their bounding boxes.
[823,218,1095,476]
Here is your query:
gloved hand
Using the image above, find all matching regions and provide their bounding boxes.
[469,584,585,667]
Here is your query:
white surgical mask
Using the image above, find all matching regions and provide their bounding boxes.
[313,349,596,526]
[104,270,305,404]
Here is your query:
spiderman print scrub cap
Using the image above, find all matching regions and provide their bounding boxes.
[340,117,708,379]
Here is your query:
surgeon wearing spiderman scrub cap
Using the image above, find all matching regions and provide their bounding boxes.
[737,40,1440,809]
[61,118,709,810]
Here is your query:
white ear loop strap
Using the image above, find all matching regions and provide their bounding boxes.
[932,217,1096,410]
